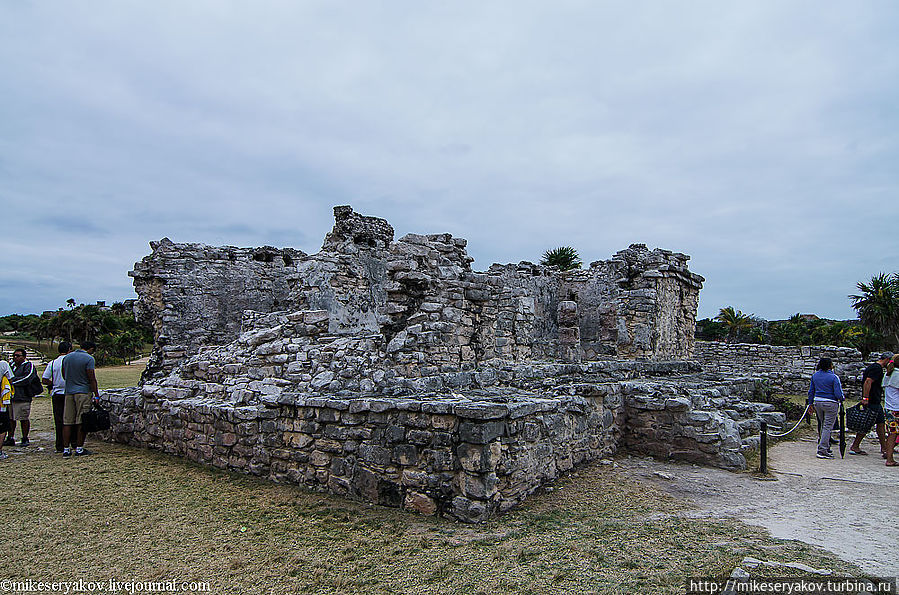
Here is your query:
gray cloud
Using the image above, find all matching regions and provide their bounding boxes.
[1,2,896,320]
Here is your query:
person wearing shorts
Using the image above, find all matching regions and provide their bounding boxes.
[849,351,893,456]
[9,349,38,447]
[883,356,899,467]
[61,341,100,457]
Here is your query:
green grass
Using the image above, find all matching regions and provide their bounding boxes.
[0,399,864,595]
[23,361,142,392]
[94,363,144,389]
[1,339,144,390]
[1,335,152,364]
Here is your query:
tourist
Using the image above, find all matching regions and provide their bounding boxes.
[0,369,10,460]
[61,341,100,457]
[8,348,40,447]
[849,351,893,456]
[807,357,844,459]
[0,356,11,390]
[883,356,899,467]
[42,341,72,453]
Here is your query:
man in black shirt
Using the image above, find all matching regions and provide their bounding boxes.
[849,351,894,456]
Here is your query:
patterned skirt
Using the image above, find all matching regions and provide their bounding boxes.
[886,410,899,434]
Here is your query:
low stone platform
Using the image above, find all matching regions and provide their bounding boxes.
[100,362,782,522]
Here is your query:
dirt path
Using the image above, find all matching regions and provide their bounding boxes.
[620,436,898,577]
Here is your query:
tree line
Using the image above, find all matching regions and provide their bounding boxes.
[0,301,153,365]
[698,272,899,354]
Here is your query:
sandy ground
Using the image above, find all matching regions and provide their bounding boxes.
[620,435,898,577]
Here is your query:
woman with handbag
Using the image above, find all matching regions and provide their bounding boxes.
[807,357,845,459]
[883,356,899,467]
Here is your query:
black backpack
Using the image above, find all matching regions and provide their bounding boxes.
[28,368,43,398]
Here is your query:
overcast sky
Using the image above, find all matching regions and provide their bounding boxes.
[1,2,896,320]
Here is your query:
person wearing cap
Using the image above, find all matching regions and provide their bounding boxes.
[849,351,894,456]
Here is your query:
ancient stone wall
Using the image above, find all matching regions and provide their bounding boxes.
[100,358,775,522]
[129,239,306,381]
[131,208,705,383]
[694,341,866,396]
[114,206,760,522]
[102,387,619,522]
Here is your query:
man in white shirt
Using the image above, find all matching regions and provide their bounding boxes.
[42,341,72,453]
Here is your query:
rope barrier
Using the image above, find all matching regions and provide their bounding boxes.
[767,406,812,438]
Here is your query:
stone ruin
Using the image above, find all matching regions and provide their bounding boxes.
[101,206,785,522]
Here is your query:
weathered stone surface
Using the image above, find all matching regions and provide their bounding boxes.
[104,205,787,523]
[695,341,865,397]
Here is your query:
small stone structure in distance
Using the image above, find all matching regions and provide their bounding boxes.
[102,206,785,522]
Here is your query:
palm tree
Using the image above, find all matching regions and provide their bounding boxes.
[118,329,145,363]
[58,309,77,342]
[716,306,752,343]
[541,246,582,271]
[33,316,54,353]
[850,272,899,348]
[73,305,106,343]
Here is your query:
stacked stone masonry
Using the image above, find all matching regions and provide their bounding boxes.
[694,341,866,397]
[130,206,704,380]
[110,206,786,522]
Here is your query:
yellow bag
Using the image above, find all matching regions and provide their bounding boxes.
[0,376,11,409]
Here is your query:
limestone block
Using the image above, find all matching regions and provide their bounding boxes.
[281,431,312,449]
[217,432,238,447]
[314,438,342,453]
[453,403,509,420]
[309,450,331,467]
[422,448,456,472]
[385,425,406,442]
[404,492,438,516]
[459,420,505,444]
[310,371,335,389]
[430,414,457,429]
[457,441,502,473]
[358,444,392,466]
[458,472,498,499]
[317,409,340,423]
[406,429,433,445]
[664,397,691,411]
[393,444,418,465]
[304,310,329,324]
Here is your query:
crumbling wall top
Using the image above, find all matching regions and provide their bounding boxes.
[132,206,705,382]
[323,205,395,251]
